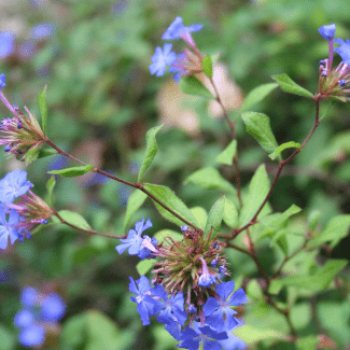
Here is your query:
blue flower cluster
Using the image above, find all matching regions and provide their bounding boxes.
[0,23,55,61]
[117,218,247,349]
[149,17,203,82]
[129,275,247,350]
[14,287,66,347]
[0,170,33,250]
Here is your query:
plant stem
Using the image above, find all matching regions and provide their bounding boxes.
[209,77,242,205]
[227,96,321,239]
[44,137,202,232]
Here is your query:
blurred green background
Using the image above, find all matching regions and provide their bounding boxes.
[0,0,349,349]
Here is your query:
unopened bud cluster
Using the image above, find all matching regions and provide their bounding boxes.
[318,24,350,102]
[0,74,44,160]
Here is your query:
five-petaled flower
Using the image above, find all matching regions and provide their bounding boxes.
[149,43,177,77]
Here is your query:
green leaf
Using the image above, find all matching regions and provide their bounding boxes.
[307,210,320,231]
[153,229,183,243]
[37,84,48,134]
[268,141,301,160]
[0,324,15,350]
[204,196,225,237]
[272,73,314,98]
[25,146,40,165]
[179,76,215,99]
[48,164,94,178]
[37,148,57,158]
[60,313,87,349]
[240,83,278,112]
[86,311,120,350]
[234,324,289,344]
[46,175,56,207]
[144,183,199,227]
[241,112,279,155]
[185,167,236,194]
[123,190,148,231]
[138,125,163,182]
[190,207,208,230]
[296,336,319,350]
[216,140,237,165]
[260,204,301,233]
[270,259,348,292]
[58,210,92,231]
[239,165,270,227]
[223,197,238,229]
[136,259,154,276]
[309,215,350,247]
[202,55,213,78]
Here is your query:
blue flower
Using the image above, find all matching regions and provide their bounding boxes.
[151,284,187,326]
[19,40,36,59]
[14,309,35,328]
[0,31,15,59]
[0,170,33,204]
[178,322,228,350]
[15,287,66,347]
[137,235,158,260]
[0,208,19,250]
[31,23,56,40]
[18,324,45,348]
[334,38,350,65]
[203,281,248,332]
[20,287,39,307]
[162,17,203,41]
[129,276,161,325]
[0,73,6,90]
[218,325,246,350]
[198,257,216,288]
[168,53,188,82]
[149,43,177,77]
[41,293,66,322]
[318,24,336,40]
[165,320,182,340]
[115,217,153,255]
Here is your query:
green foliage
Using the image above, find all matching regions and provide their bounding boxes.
[268,141,302,161]
[144,183,199,227]
[124,190,148,231]
[216,140,237,165]
[185,167,236,194]
[179,76,215,99]
[242,112,279,156]
[202,55,213,78]
[37,85,48,134]
[138,125,163,182]
[48,165,94,178]
[272,74,314,99]
[240,83,278,112]
[239,164,270,226]
[204,196,225,236]
[55,210,92,231]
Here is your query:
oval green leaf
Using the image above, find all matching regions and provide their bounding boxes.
[272,74,314,99]
[202,55,213,78]
[216,140,237,166]
[242,112,279,155]
[268,141,301,160]
[138,125,163,182]
[37,85,48,134]
[48,164,94,178]
[204,196,225,237]
[185,167,236,194]
[179,76,215,99]
[124,190,148,231]
[143,183,199,227]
